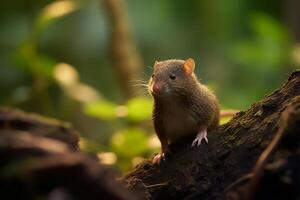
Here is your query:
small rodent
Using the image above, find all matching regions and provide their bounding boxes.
[148,58,220,164]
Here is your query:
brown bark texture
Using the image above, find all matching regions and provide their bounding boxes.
[122,70,300,200]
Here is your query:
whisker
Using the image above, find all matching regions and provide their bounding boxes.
[129,79,147,83]
[132,87,150,97]
[130,83,149,87]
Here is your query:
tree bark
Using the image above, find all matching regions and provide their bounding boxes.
[122,70,300,200]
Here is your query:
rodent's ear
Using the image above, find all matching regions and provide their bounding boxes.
[184,58,195,75]
[154,60,160,69]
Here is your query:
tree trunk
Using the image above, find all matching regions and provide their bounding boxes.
[102,0,144,99]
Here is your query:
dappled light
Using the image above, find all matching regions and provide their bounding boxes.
[54,63,79,87]
[97,152,117,165]
[40,0,78,23]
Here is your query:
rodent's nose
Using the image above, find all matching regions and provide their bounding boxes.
[152,83,161,93]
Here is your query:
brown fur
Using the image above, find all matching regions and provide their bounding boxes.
[149,59,219,144]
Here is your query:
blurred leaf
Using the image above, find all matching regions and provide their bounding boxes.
[84,101,117,120]
[36,0,79,33]
[53,63,79,87]
[126,97,152,121]
[14,41,56,78]
[111,128,148,157]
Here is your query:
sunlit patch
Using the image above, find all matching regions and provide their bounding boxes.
[112,132,125,146]
[41,0,78,21]
[115,105,128,117]
[219,109,238,124]
[54,63,100,103]
[132,156,144,167]
[148,134,160,148]
[79,137,86,150]
[97,152,117,165]
[84,101,117,120]
[220,116,232,125]
[54,63,79,87]
[126,97,152,121]
[67,83,100,103]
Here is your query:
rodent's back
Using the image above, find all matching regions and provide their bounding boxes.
[189,83,219,130]
[208,96,220,131]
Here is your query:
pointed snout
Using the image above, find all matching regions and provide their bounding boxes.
[151,82,164,94]
[152,83,161,93]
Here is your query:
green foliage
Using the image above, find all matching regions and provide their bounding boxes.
[15,41,56,78]
[111,128,149,157]
[126,97,152,122]
[84,101,117,120]
[83,97,152,122]
[13,1,80,79]
[231,12,290,70]
[82,97,154,171]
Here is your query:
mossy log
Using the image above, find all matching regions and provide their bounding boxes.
[122,71,300,200]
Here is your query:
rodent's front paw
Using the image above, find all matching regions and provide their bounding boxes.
[191,129,208,147]
[152,153,166,165]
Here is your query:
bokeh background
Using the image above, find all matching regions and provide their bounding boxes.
[0,0,299,172]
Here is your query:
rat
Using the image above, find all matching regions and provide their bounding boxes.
[148,58,220,164]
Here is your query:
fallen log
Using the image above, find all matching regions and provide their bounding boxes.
[0,108,80,150]
[0,114,135,200]
[122,70,300,200]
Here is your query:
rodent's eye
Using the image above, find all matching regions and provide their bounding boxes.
[169,74,176,80]
[151,74,155,78]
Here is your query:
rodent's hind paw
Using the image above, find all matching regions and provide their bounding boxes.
[152,153,166,165]
[191,129,208,147]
